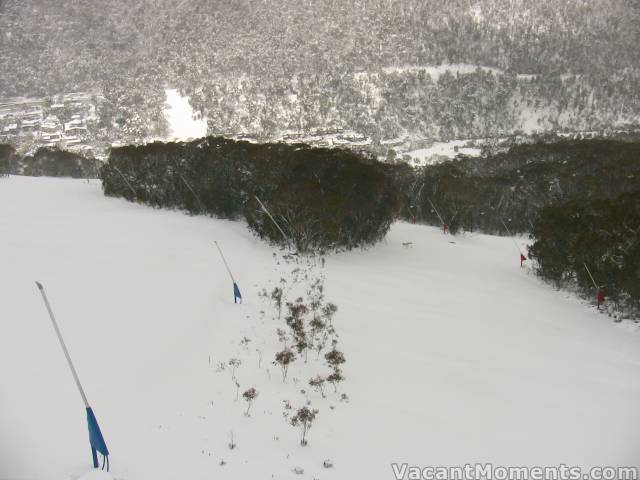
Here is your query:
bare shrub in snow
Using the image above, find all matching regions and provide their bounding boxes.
[324,348,345,369]
[285,298,310,360]
[228,358,241,380]
[274,348,296,382]
[290,406,318,446]
[271,285,284,319]
[309,314,327,358]
[276,328,289,347]
[326,368,344,393]
[308,375,326,398]
[307,277,325,313]
[322,302,338,325]
[243,387,259,416]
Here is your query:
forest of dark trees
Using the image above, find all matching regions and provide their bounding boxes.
[529,192,639,316]
[101,137,400,252]
[402,139,640,234]
[0,145,98,178]
[0,144,15,176]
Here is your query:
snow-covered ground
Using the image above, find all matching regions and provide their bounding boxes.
[405,140,482,166]
[163,89,208,141]
[1,177,639,480]
[382,64,503,80]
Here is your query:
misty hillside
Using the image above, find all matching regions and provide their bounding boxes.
[1,0,639,145]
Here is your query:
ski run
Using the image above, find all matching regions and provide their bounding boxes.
[1,176,639,480]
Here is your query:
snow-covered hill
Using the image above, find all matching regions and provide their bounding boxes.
[1,177,639,480]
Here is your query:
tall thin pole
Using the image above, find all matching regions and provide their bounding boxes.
[409,183,424,219]
[254,195,291,246]
[410,181,424,207]
[214,241,243,303]
[583,262,599,289]
[112,165,137,199]
[178,173,204,211]
[500,218,524,254]
[214,241,236,283]
[527,218,535,231]
[427,198,445,226]
[35,282,89,408]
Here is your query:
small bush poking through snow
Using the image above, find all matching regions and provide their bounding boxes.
[290,406,318,446]
[234,379,240,401]
[255,348,263,368]
[327,368,345,393]
[285,298,310,359]
[271,286,284,320]
[322,302,338,325]
[242,387,259,416]
[228,358,241,380]
[276,328,289,347]
[309,375,326,398]
[274,348,296,382]
[324,348,346,369]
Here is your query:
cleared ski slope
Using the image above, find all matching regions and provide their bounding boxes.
[1,177,639,480]
[164,89,208,141]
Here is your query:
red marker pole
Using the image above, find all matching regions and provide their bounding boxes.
[501,219,526,267]
[427,198,446,234]
[596,290,605,309]
[584,263,603,309]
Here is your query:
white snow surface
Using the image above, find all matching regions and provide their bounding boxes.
[163,88,207,141]
[1,177,639,480]
[405,140,482,166]
[77,470,114,480]
[382,64,503,80]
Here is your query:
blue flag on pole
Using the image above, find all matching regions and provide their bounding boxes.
[233,282,242,304]
[86,407,109,470]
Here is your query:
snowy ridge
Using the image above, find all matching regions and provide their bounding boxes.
[1,177,639,480]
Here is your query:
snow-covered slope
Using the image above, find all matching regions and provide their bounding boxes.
[164,89,208,141]
[1,177,639,480]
